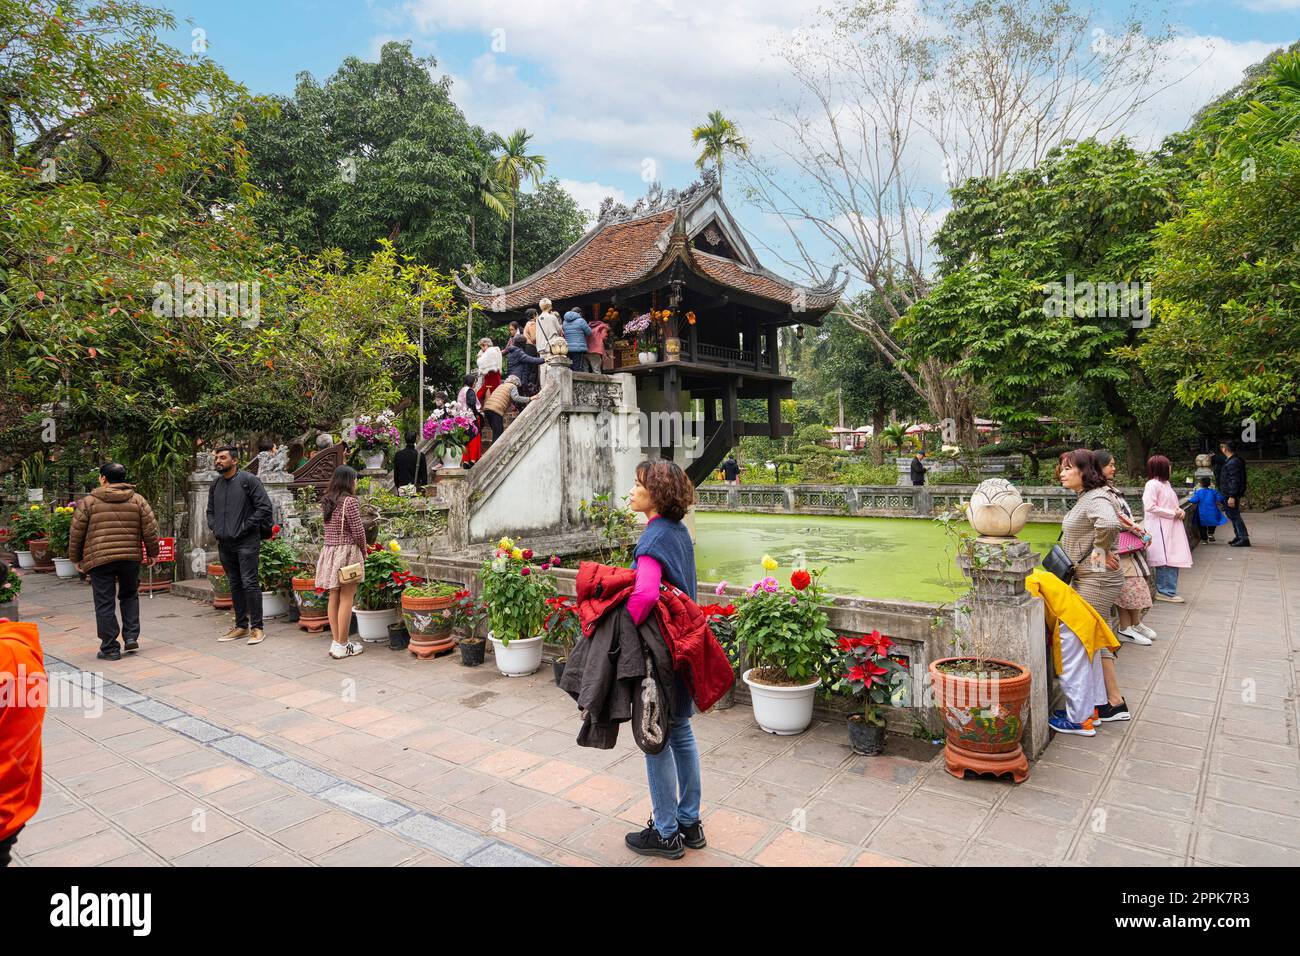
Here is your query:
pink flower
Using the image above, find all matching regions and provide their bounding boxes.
[520,566,531,576]
[714,581,728,595]
[789,596,797,605]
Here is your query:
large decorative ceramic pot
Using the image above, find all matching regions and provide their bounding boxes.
[928,657,1031,784]
[742,668,821,735]
[364,452,385,470]
[488,632,543,677]
[27,538,54,572]
[53,557,78,579]
[15,551,34,570]
[402,592,456,658]
[261,590,290,618]
[354,607,399,642]
[208,562,233,609]
[293,577,330,632]
[440,450,462,470]
[638,351,656,365]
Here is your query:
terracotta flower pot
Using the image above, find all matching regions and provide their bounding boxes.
[292,576,330,632]
[403,592,456,658]
[928,657,1031,783]
[208,562,233,609]
[28,538,54,572]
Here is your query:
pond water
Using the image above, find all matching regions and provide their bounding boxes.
[693,512,1061,604]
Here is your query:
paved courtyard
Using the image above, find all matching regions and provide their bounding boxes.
[8,509,1299,867]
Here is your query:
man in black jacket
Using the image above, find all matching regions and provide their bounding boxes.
[910,450,927,486]
[207,445,274,643]
[1219,439,1250,547]
[393,434,427,490]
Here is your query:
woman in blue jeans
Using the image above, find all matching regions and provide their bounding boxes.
[623,459,704,860]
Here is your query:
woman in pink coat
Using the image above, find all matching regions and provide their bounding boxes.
[1143,455,1192,603]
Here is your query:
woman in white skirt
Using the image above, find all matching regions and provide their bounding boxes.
[315,465,367,659]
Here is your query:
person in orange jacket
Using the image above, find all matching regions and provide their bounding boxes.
[0,619,44,866]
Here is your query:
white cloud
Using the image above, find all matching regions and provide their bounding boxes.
[557,179,628,221]
[1237,0,1300,10]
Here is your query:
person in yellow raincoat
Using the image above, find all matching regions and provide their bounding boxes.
[1026,568,1121,737]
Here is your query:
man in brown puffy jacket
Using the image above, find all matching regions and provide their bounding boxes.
[68,463,159,661]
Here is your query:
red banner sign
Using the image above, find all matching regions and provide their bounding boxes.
[146,537,176,563]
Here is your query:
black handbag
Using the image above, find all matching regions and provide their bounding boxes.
[1043,531,1075,585]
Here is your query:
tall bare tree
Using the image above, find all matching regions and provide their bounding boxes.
[741,0,1176,446]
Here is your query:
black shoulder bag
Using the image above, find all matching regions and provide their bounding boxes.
[1043,530,1075,585]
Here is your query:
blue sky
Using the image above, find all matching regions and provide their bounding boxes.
[161,1,1297,281]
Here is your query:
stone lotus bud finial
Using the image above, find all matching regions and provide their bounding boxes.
[967,478,1032,538]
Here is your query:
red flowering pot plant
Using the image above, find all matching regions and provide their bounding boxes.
[837,630,907,755]
[701,597,739,709]
[542,594,582,684]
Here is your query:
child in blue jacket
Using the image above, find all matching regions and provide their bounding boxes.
[1186,477,1227,542]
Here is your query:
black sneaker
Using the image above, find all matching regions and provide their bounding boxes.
[679,820,707,849]
[1097,699,1130,722]
[123,638,139,652]
[97,648,121,661]
[625,821,685,859]
[1229,539,1251,548]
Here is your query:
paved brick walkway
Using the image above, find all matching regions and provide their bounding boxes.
[9,509,1298,866]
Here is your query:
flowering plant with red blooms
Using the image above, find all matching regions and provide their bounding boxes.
[701,603,740,669]
[542,595,582,648]
[447,589,487,634]
[790,569,811,591]
[838,629,907,727]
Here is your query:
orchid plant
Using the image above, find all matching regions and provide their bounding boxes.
[422,400,479,459]
[353,409,401,453]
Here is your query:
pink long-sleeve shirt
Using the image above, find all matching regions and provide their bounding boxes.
[627,515,662,624]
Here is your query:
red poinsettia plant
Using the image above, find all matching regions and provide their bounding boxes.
[838,629,907,727]
[542,594,582,649]
[701,602,740,670]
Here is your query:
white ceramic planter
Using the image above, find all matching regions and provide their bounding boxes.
[53,558,78,579]
[742,668,821,735]
[638,351,656,364]
[261,590,290,618]
[440,450,461,469]
[16,551,34,569]
[355,607,399,642]
[364,452,385,470]
[488,632,544,677]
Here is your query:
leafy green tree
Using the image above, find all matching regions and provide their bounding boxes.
[1129,50,1300,424]
[901,138,1180,476]
[506,179,587,281]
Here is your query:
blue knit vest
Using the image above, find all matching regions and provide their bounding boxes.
[633,517,696,597]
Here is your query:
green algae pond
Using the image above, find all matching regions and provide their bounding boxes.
[693,512,1062,604]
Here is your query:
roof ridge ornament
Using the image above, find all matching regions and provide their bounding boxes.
[596,169,721,226]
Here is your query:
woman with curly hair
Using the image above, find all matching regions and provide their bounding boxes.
[622,459,704,861]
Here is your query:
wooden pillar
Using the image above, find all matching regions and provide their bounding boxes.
[768,384,783,438]
[664,366,681,450]
[688,319,698,363]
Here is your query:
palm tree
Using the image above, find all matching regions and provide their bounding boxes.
[488,129,547,284]
[881,422,909,456]
[691,110,749,192]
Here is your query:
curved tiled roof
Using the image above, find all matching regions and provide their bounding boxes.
[455,187,845,315]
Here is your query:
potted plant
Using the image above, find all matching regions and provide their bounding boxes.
[293,579,330,632]
[208,560,233,609]
[838,630,908,755]
[48,505,78,579]
[402,580,459,658]
[735,560,835,735]
[928,641,1032,783]
[624,312,656,364]
[11,506,47,570]
[0,562,21,619]
[257,527,296,618]
[481,537,556,676]
[422,402,479,470]
[542,594,581,685]
[702,600,739,709]
[353,410,401,470]
[353,541,408,641]
[449,588,487,666]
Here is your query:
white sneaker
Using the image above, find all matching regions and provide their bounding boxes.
[1118,627,1152,646]
[1135,623,1158,641]
[1154,593,1185,603]
[346,640,365,656]
[328,641,353,660]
